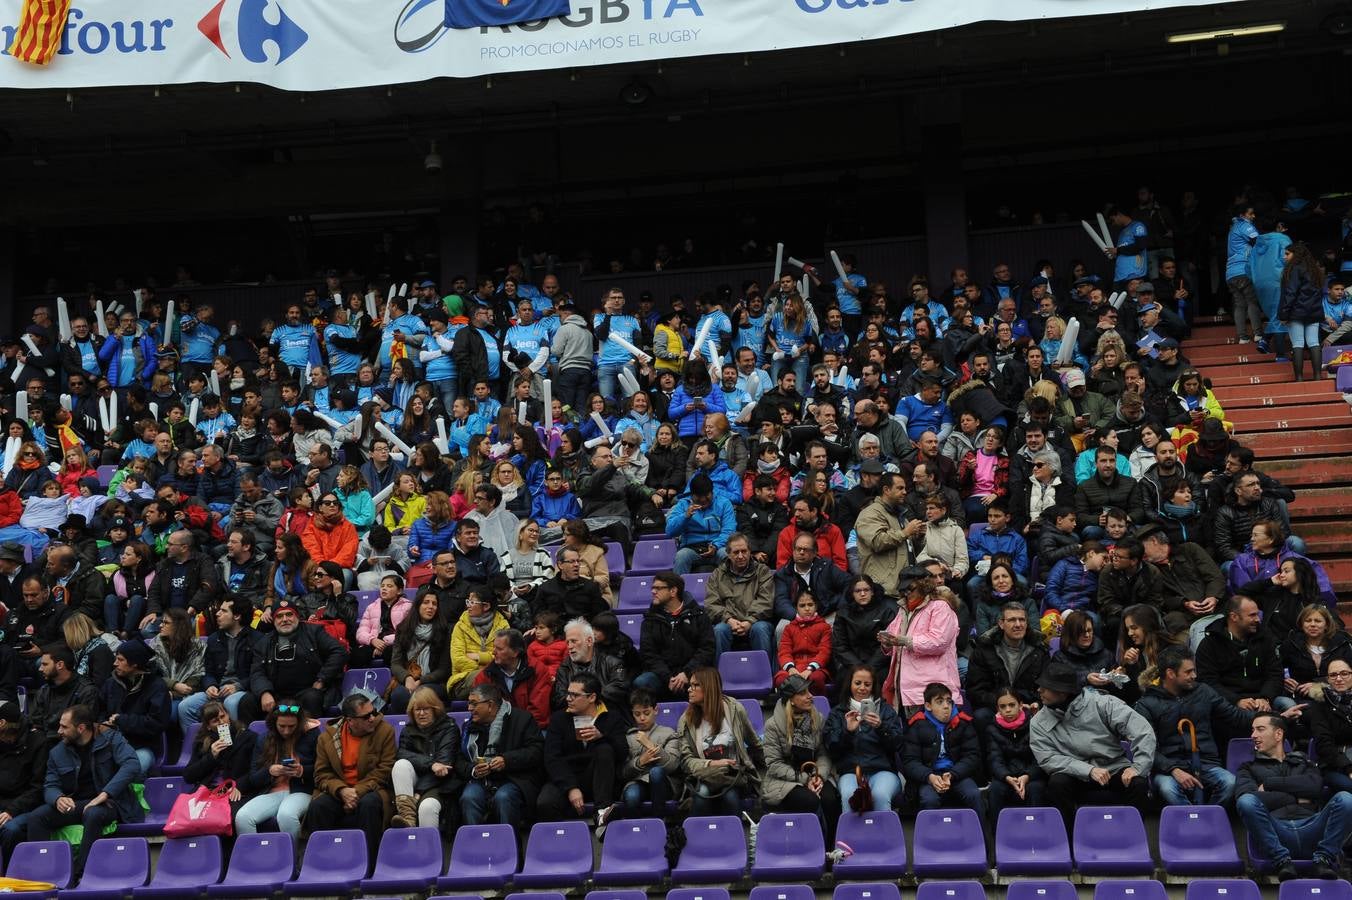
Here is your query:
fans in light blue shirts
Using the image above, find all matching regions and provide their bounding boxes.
[827,253,867,317]
[505,300,550,373]
[768,294,816,388]
[1107,205,1149,286]
[323,307,362,383]
[734,293,770,365]
[378,297,430,375]
[734,347,772,404]
[716,364,754,433]
[269,304,319,377]
[178,305,221,378]
[1226,204,1263,343]
[592,288,644,402]
[692,293,733,360]
[895,378,953,444]
[1324,275,1352,342]
[419,317,462,410]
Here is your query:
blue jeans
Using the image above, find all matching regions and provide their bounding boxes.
[917,776,983,814]
[1288,321,1321,349]
[1154,764,1236,807]
[674,546,726,575]
[621,765,670,814]
[178,690,247,732]
[432,378,457,413]
[713,621,774,658]
[236,790,311,842]
[837,770,901,812]
[598,362,636,403]
[691,785,743,817]
[104,593,146,636]
[134,747,155,778]
[1237,790,1352,865]
[0,811,34,864]
[461,780,525,826]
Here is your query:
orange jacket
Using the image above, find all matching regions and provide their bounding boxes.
[301,516,358,568]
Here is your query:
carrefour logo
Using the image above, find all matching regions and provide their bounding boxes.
[198,0,308,64]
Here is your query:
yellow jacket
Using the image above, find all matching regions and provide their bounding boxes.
[448,609,510,692]
[382,492,426,532]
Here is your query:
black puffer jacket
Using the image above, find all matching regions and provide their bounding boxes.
[638,598,716,682]
[1213,495,1287,562]
[1278,263,1324,324]
[985,715,1042,781]
[1236,752,1324,820]
[1280,629,1352,688]
[1133,682,1252,772]
[397,714,463,797]
[831,591,899,683]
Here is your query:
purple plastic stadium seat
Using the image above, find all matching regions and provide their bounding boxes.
[58,837,150,900]
[834,884,903,900]
[1094,882,1169,900]
[751,813,825,881]
[669,891,731,900]
[813,696,830,718]
[451,710,471,731]
[116,776,188,837]
[617,577,655,611]
[513,821,594,888]
[341,667,392,699]
[507,893,565,900]
[1280,881,1352,900]
[387,715,407,738]
[247,720,268,739]
[132,835,222,898]
[355,590,378,621]
[749,886,815,900]
[595,818,668,885]
[436,824,519,891]
[429,896,488,900]
[1158,806,1243,875]
[205,833,294,898]
[911,809,987,878]
[359,827,444,894]
[915,882,987,900]
[95,465,117,487]
[656,701,688,731]
[1337,365,1352,392]
[1185,881,1263,900]
[833,810,907,880]
[739,699,765,734]
[995,807,1072,876]
[1226,737,1288,772]
[718,651,772,699]
[8,841,72,898]
[672,816,748,883]
[1008,884,1078,900]
[283,829,369,897]
[590,892,648,900]
[686,574,709,603]
[618,613,644,646]
[1072,806,1153,875]
[158,725,198,777]
[604,541,627,575]
[628,539,675,575]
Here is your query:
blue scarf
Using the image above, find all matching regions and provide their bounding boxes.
[924,711,955,771]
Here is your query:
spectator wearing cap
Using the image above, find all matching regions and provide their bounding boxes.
[1030,658,1155,833]
[1145,335,1190,394]
[195,393,236,447]
[0,542,36,616]
[99,638,172,777]
[666,474,734,576]
[1053,368,1113,439]
[0,698,50,865]
[243,597,347,720]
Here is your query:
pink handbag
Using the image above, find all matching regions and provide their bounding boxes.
[163,780,236,838]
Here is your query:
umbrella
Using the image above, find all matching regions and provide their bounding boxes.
[848,764,873,813]
[1177,717,1204,805]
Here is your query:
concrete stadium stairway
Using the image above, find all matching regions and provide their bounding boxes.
[1184,321,1352,609]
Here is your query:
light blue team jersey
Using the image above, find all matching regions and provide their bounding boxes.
[72,339,100,376]
[770,312,813,356]
[1226,217,1260,280]
[180,322,221,364]
[380,315,430,373]
[737,368,772,403]
[424,325,462,383]
[477,328,501,380]
[271,323,317,369]
[719,386,753,425]
[323,323,361,375]
[833,273,868,315]
[197,411,236,445]
[1114,220,1148,283]
[736,313,769,365]
[506,321,549,363]
[594,314,643,367]
[693,310,732,357]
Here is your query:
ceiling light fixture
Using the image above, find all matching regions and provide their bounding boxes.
[1166,21,1285,43]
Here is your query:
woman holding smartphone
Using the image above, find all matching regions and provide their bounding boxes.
[235,700,319,843]
[183,701,257,810]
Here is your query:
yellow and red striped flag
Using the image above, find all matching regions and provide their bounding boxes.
[8,0,73,65]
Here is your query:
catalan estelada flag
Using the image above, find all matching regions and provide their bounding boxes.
[8,0,73,65]
[445,0,571,29]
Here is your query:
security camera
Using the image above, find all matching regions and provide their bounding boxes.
[424,140,442,175]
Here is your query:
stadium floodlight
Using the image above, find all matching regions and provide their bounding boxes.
[1166,21,1285,43]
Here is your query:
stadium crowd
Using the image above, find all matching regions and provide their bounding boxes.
[0,193,1349,882]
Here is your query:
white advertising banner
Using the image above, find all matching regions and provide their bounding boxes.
[0,0,1236,91]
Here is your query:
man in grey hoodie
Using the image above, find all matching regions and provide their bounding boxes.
[1030,659,1155,834]
[550,297,595,416]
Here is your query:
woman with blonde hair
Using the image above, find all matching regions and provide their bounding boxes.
[56,445,96,498]
[334,465,375,534]
[676,666,763,815]
[500,519,555,609]
[4,440,54,497]
[62,612,115,685]
[1039,316,1087,370]
[448,466,482,521]
[408,490,456,563]
[490,459,530,519]
[1280,604,1352,701]
[382,472,426,539]
[1089,334,1128,399]
[390,686,461,828]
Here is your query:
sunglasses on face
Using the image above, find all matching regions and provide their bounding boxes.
[351,710,381,721]
[319,499,339,506]
[276,704,301,714]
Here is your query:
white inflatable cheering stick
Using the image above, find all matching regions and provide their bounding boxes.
[1081,220,1110,253]
[56,297,72,341]
[772,243,784,284]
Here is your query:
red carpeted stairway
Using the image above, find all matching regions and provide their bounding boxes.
[1184,320,1352,612]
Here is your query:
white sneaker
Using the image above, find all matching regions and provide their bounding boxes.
[1237,337,1252,344]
